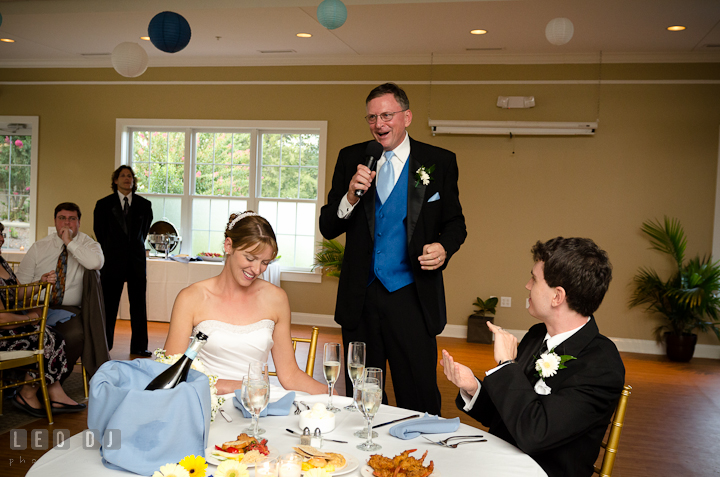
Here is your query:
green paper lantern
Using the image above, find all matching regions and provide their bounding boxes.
[317,0,347,30]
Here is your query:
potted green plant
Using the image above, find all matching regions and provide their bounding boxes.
[629,217,720,361]
[312,239,344,277]
[467,296,498,344]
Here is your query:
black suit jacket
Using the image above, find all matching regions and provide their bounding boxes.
[93,192,153,275]
[319,137,466,336]
[458,317,625,477]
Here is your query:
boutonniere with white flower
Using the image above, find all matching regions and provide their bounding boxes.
[414,164,435,187]
[535,348,576,379]
[154,349,225,421]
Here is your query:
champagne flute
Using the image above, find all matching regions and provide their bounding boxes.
[242,366,269,436]
[357,368,383,451]
[354,366,380,438]
[344,342,366,412]
[323,342,342,412]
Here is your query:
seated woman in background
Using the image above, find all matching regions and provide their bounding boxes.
[0,222,85,416]
[164,211,327,395]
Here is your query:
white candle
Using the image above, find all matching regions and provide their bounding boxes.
[278,462,301,477]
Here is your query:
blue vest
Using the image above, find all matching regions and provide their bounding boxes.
[368,159,415,292]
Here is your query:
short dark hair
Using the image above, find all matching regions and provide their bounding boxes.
[0,222,4,233]
[111,165,138,193]
[366,83,410,110]
[54,202,82,220]
[531,237,612,317]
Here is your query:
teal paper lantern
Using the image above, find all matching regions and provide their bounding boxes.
[317,0,347,30]
[148,11,191,53]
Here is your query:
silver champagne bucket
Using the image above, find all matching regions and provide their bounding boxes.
[147,219,182,259]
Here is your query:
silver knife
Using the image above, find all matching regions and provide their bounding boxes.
[219,408,233,422]
[373,414,420,429]
[285,428,348,444]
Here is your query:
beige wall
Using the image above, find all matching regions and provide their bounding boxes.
[1,62,719,343]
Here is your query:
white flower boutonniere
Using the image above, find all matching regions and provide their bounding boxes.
[414,164,435,188]
[534,348,576,379]
[154,349,225,421]
[534,379,552,395]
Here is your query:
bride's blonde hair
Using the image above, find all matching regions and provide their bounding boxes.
[224,211,278,258]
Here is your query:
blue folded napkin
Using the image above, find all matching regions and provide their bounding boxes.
[233,390,295,418]
[88,359,211,476]
[46,308,75,326]
[389,412,460,440]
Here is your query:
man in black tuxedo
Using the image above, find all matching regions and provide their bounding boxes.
[94,165,153,356]
[442,237,625,477]
[320,83,466,414]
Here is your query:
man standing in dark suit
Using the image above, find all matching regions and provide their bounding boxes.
[442,237,625,477]
[319,83,466,415]
[94,165,153,356]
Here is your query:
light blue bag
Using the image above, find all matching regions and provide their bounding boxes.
[88,359,211,476]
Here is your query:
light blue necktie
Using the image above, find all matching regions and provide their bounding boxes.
[377,151,395,204]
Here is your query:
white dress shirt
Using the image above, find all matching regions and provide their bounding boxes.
[17,232,105,307]
[117,190,132,207]
[337,132,411,218]
[460,318,591,411]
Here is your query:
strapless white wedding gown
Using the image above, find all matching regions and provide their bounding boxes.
[192,319,288,398]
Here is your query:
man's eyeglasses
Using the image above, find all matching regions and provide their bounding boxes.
[57,216,78,222]
[365,110,407,124]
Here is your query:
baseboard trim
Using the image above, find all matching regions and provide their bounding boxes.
[291,314,720,360]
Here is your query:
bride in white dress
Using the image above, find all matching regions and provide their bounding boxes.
[164,211,328,396]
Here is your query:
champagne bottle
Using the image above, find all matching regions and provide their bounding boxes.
[145,331,208,390]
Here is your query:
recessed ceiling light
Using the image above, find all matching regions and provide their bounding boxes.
[0,38,15,43]
[470,29,487,35]
[140,36,150,41]
[667,25,686,31]
[296,33,312,38]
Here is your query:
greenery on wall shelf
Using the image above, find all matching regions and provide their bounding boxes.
[312,239,344,277]
[629,216,720,342]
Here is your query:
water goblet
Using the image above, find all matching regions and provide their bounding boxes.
[344,341,365,412]
[323,342,341,412]
[357,368,383,451]
[241,370,269,437]
[354,366,380,438]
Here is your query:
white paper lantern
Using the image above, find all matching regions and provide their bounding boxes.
[545,17,574,46]
[112,42,149,78]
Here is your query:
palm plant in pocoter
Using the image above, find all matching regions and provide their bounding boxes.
[629,216,720,341]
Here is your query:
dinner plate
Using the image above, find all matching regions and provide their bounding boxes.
[198,255,223,262]
[302,452,359,476]
[360,464,440,477]
[205,445,279,467]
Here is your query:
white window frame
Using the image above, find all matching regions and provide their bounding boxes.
[115,118,327,283]
[0,115,39,248]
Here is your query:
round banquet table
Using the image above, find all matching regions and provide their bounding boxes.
[26,394,547,477]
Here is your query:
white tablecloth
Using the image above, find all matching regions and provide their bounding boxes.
[26,394,546,477]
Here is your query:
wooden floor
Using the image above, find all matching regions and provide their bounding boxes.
[2,320,720,476]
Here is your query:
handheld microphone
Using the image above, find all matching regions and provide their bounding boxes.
[355,140,384,198]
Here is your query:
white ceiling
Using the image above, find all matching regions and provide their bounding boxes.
[0,0,719,68]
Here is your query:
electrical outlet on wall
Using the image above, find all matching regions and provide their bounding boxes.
[500,297,511,307]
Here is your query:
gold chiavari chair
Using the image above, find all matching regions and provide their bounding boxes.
[594,384,632,477]
[269,326,320,377]
[6,260,89,399]
[0,281,54,424]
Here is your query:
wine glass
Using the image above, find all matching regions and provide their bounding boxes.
[344,342,366,412]
[357,368,383,451]
[354,366,380,438]
[241,366,269,437]
[323,342,341,412]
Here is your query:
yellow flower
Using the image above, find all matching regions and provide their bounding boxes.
[179,455,208,477]
[215,460,249,477]
[152,463,191,477]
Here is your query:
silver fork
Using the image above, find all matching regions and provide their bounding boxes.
[298,401,311,411]
[293,401,302,415]
[422,435,485,446]
[443,439,487,448]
